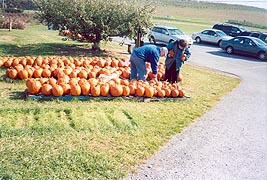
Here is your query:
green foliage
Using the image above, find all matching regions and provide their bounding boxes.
[33,0,155,48]
[0,9,4,24]
[227,20,267,30]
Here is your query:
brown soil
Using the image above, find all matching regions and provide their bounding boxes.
[0,35,16,43]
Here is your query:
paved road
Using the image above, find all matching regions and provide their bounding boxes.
[124,44,267,180]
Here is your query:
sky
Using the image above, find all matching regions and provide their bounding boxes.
[196,0,267,10]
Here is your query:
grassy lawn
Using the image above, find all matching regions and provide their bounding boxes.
[0,7,243,180]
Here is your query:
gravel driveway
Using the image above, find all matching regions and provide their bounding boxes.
[123,44,267,180]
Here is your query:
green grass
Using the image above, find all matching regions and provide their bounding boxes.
[0,7,242,179]
[0,65,240,179]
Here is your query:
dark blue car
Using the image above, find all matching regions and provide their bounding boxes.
[220,36,267,61]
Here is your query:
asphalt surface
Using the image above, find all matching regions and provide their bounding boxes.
[123,43,267,180]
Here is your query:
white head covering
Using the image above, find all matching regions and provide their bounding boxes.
[160,47,168,57]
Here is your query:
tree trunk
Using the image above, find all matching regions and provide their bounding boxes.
[92,41,100,51]
[8,17,12,31]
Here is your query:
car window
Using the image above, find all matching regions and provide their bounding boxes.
[250,33,260,38]
[208,31,216,36]
[202,30,209,35]
[216,31,227,36]
[231,27,240,33]
[168,28,184,35]
[152,27,161,33]
[254,38,267,46]
[162,29,168,35]
[248,39,256,46]
[233,37,243,43]
[259,34,267,42]
[222,26,231,32]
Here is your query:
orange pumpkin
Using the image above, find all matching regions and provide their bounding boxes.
[61,83,71,95]
[157,88,165,98]
[163,87,171,97]
[78,69,88,79]
[145,86,154,98]
[33,68,43,78]
[122,85,130,96]
[135,85,145,97]
[91,85,101,97]
[42,69,52,78]
[27,79,42,95]
[178,73,183,82]
[70,83,81,96]
[129,84,136,95]
[110,84,123,97]
[100,84,110,97]
[18,69,29,79]
[6,68,18,79]
[178,88,186,97]
[52,84,64,97]
[41,84,52,96]
[80,81,90,96]
[171,88,179,98]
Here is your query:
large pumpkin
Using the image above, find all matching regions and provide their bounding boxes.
[52,84,64,97]
[135,85,145,97]
[70,83,81,96]
[80,80,90,96]
[144,86,154,98]
[18,69,29,79]
[110,84,123,97]
[122,85,130,96]
[27,79,42,95]
[91,85,101,97]
[41,84,52,96]
[100,84,110,97]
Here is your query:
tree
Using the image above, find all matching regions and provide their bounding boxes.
[33,0,155,50]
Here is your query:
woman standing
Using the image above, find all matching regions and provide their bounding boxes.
[164,39,191,83]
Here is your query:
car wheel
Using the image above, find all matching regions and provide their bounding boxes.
[196,37,201,43]
[258,51,267,61]
[218,40,222,47]
[149,36,156,44]
[226,46,233,54]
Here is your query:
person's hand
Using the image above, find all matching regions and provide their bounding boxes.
[152,74,158,82]
[168,50,174,58]
[181,54,187,61]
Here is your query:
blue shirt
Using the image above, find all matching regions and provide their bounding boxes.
[132,45,161,74]
[166,41,191,71]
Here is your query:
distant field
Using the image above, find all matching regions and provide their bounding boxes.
[154,6,266,25]
[151,2,267,33]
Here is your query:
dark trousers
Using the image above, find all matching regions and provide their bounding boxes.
[164,62,180,83]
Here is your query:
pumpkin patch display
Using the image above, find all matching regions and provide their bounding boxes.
[0,56,188,99]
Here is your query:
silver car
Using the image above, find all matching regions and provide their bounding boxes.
[148,25,193,47]
[192,29,233,46]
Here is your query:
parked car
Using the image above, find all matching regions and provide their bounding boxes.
[191,29,233,46]
[148,25,193,47]
[220,36,267,61]
[239,31,267,44]
[212,23,247,37]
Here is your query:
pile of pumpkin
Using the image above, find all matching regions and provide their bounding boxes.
[0,56,186,98]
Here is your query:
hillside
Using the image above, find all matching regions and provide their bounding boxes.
[150,0,267,28]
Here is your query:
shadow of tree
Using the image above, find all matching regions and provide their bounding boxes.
[0,43,116,57]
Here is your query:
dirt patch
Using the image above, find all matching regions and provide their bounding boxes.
[55,45,130,59]
[0,35,16,43]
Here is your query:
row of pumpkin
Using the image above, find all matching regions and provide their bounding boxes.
[0,56,185,98]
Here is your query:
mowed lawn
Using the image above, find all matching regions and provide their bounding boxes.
[0,4,248,179]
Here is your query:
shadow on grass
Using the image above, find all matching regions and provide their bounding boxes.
[10,91,27,100]
[0,43,115,57]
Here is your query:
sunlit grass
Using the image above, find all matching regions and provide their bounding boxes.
[0,7,242,179]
